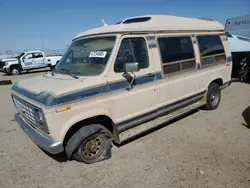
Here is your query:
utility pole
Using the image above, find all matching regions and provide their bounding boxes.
[41,31,45,51]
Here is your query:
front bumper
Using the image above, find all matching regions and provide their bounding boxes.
[0,68,6,73]
[14,113,64,154]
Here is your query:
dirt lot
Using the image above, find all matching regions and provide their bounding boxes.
[0,70,250,188]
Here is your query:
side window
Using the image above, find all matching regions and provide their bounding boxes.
[197,35,226,67]
[158,36,196,75]
[114,38,149,72]
[33,52,43,58]
[23,54,33,60]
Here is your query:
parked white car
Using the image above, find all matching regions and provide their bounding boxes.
[0,50,62,75]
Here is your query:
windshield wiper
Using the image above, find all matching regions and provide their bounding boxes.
[59,68,79,79]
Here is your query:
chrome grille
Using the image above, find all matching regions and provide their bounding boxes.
[13,96,38,127]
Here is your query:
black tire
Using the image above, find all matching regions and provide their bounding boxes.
[10,67,21,75]
[66,124,113,164]
[205,83,221,110]
[0,80,12,85]
[49,66,54,71]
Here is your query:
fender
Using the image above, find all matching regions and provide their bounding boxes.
[59,109,115,143]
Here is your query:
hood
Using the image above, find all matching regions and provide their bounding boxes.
[11,73,108,107]
[1,58,17,62]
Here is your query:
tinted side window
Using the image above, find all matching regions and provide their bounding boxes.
[158,37,194,63]
[197,35,226,67]
[197,35,225,57]
[114,38,149,72]
[158,36,196,75]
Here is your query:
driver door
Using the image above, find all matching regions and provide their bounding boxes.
[106,35,161,123]
[22,53,34,69]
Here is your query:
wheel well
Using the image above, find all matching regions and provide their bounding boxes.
[63,115,114,147]
[210,78,223,86]
[10,65,21,69]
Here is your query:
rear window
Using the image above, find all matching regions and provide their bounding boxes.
[197,35,226,67]
[197,35,225,57]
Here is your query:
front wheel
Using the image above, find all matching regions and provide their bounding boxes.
[10,67,21,75]
[204,83,221,110]
[66,124,113,164]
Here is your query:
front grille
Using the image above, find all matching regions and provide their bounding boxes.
[0,61,4,69]
[12,95,38,127]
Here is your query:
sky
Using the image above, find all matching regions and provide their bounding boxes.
[0,0,249,53]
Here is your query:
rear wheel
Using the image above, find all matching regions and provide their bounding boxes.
[66,124,113,164]
[205,83,221,110]
[10,67,21,75]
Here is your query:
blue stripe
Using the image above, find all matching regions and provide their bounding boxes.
[226,56,232,63]
[149,43,157,48]
[197,64,201,70]
[12,72,163,107]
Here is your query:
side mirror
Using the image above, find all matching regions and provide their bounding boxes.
[124,62,139,73]
[122,62,139,91]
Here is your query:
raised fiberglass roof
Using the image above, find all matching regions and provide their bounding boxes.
[74,15,224,40]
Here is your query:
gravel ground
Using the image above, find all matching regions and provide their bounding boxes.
[0,71,250,188]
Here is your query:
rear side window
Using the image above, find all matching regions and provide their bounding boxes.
[114,38,149,72]
[158,36,196,75]
[197,35,226,67]
[33,52,43,58]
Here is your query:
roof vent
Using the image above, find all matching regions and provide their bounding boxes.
[122,17,152,24]
[198,17,213,21]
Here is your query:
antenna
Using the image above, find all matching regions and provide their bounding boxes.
[101,18,108,26]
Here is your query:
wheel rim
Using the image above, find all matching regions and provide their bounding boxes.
[12,69,19,75]
[210,90,219,106]
[81,134,105,160]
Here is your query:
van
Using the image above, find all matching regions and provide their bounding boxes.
[11,15,232,164]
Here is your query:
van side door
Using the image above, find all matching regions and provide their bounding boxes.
[156,35,204,106]
[22,53,34,70]
[106,35,162,125]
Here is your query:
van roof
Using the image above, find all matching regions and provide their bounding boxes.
[74,15,224,40]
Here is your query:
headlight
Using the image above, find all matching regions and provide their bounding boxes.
[36,110,49,133]
[5,62,8,66]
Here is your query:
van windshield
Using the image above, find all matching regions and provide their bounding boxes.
[54,36,116,76]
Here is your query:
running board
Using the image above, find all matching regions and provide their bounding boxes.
[118,101,205,143]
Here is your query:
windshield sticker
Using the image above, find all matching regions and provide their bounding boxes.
[89,51,107,58]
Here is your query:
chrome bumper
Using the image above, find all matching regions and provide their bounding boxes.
[14,113,64,154]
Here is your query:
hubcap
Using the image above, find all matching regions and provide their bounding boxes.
[82,135,104,159]
[210,90,219,106]
[12,69,19,75]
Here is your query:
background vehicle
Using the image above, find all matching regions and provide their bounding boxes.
[225,15,250,79]
[0,50,62,75]
[238,57,249,81]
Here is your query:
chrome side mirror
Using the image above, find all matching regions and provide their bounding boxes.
[124,62,139,72]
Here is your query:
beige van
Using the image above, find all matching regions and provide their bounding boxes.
[11,15,232,164]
